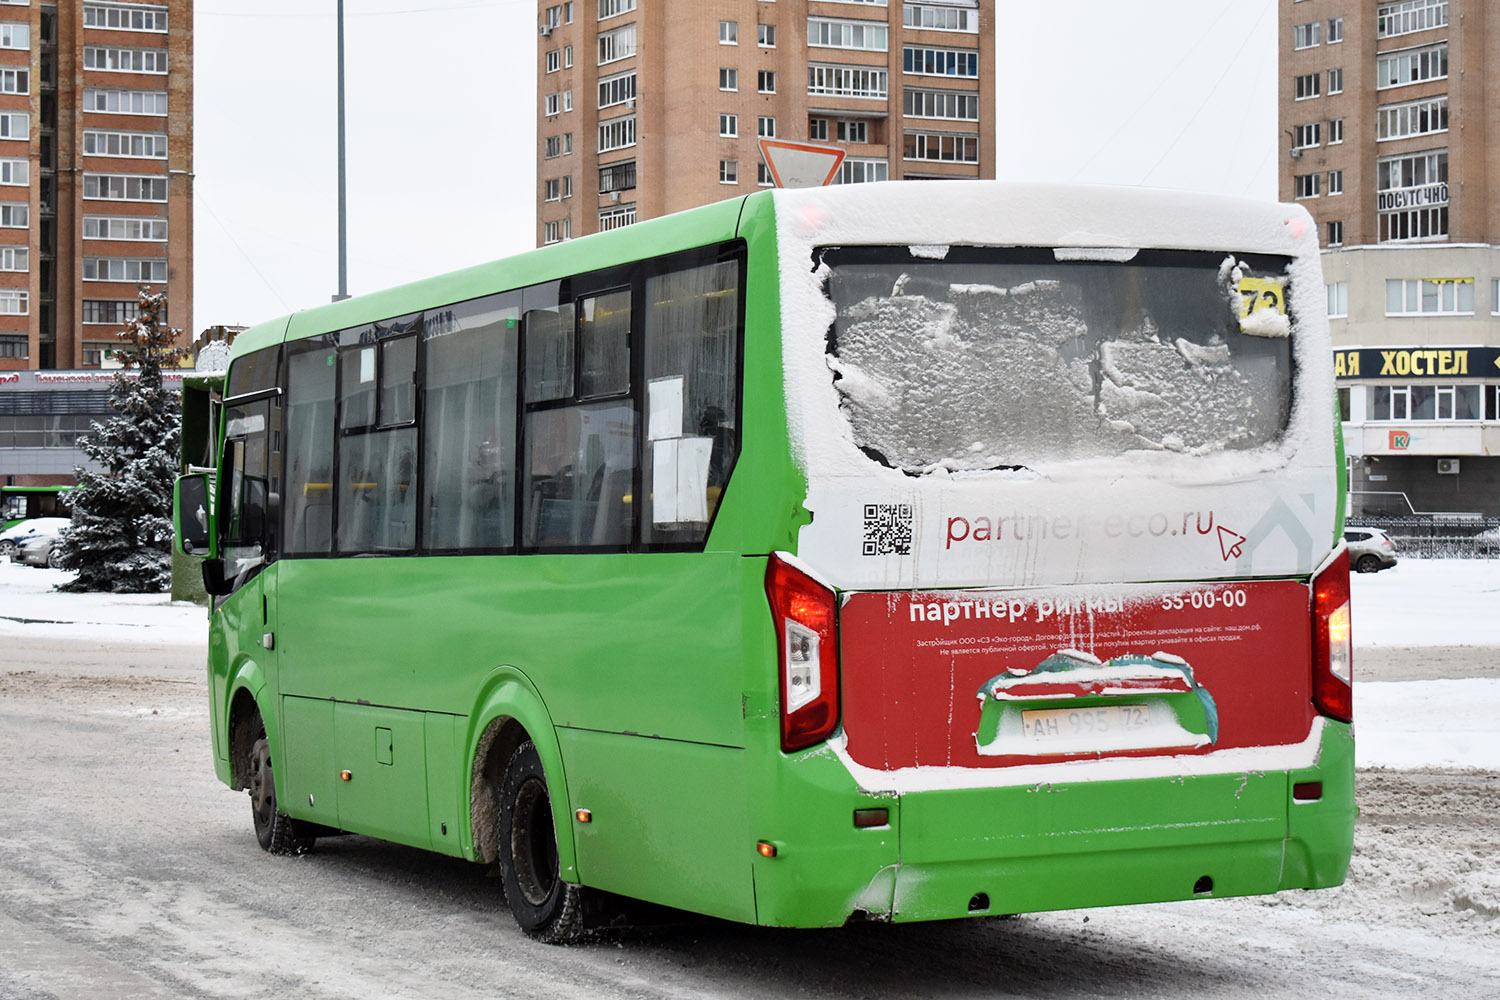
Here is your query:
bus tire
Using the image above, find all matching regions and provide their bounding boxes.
[498,740,583,943]
[249,733,314,855]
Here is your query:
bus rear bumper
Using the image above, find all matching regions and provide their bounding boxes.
[751,720,1355,926]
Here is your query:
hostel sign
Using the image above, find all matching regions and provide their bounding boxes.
[1333,346,1500,380]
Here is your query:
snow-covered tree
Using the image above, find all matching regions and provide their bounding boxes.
[55,289,188,593]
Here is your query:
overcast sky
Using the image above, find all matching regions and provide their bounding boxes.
[191,0,1277,334]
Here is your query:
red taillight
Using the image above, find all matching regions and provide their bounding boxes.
[1311,547,1353,723]
[766,553,841,752]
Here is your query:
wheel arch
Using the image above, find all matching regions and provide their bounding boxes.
[465,668,576,879]
[224,661,272,792]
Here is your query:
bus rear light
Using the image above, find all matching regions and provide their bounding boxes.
[1293,782,1323,801]
[766,554,841,753]
[1311,548,1353,723]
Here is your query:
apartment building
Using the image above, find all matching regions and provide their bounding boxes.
[0,0,192,483]
[1280,0,1500,516]
[535,0,994,245]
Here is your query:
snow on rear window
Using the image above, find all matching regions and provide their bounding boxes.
[823,247,1294,474]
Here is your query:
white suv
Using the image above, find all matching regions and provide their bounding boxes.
[1345,527,1398,573]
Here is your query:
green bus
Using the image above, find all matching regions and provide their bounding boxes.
[2,484,76,531]
[176,182,1355,942]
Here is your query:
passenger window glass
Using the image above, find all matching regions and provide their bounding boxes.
[578,289,631,398]
[285,342,336,555]
[221,397,278,579]
[423,295,520,550]
[641,259,741,544]
[524,303,575,402]
[340,344,377,430]
[380,336,417,425]
[523,402,635,548]
[337,426,417,553]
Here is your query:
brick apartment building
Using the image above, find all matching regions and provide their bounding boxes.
[535,0,995,245]
[0,0,192,485]
[1280,0,1500,516]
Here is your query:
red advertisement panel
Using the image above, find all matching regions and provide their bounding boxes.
[839,581,1314,770]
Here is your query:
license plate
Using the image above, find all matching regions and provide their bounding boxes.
[1020,704,1153,740]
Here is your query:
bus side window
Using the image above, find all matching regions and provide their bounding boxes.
[285,342,337,555]
[641,258,741,545]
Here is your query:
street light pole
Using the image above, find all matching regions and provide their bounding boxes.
[335,0,349,301]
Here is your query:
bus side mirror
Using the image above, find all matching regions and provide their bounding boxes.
[175,473,216,559]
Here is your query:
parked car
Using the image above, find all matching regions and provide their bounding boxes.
[0,516,71,560]
[16,532,64,569]
[1345,527,1398,573]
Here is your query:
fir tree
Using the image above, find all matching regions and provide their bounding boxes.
[55,289,188,593]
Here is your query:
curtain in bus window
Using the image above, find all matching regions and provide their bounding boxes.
[422,295,520,550]
[285,344,337,554]
[338,427,417,552]
[578,289,630,398]
[523,402,635,548]
[641,260,740,545]
[524,303,576,402]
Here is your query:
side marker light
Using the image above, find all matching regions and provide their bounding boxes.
[756,840,778,858]
[575,808,592,823]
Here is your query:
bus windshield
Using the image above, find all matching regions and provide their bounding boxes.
[823,247,1294,474]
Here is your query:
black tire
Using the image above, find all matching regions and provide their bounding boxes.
[0,539,15,559]
[1356,554,1382,574]
[498,740,584,943]
[249,733,315,855]
[46,546,63,569]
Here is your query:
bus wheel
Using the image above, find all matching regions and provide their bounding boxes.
[249,734,314,855]
[498,741,584,943]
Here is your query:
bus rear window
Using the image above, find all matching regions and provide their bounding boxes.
[822,247,1294,474]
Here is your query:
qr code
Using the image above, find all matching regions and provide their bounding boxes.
[862,503,913,556]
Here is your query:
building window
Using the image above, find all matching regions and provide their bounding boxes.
[599,69,636,108]
[0,111,25,139]
[0,202,25,228]
[1377,43,1447,89]
[1329,118,1344,144]
[1378,148,1448,241]
[1385,277,1473,315]
[719,113,737,137]
[0,158,27,185]
[0,289,27,315]
[563,90,573,112]
[1377,95,1447,141]
[835,158,888,184]
[903,87,978,121]
[82,129,167,158]
[1328,67,1343,94]
[758,162,774,186]
[1326,282,1348,317]
[544,178,562,202]
[757,70,775,93]
[1371,384,1480,421]
[1294,173,1320,199]
[83,3,169,32]
[902,45,978,77]
[546,48,560,72]
[902,4,978,32]
[1377,0,1447,39]
[598,23,636,64]
[809,117,828,141]
[1293,122,1320,149]
[564,45,573,67]
[808,17,888,51]
[1328,169,1343,195]
[598,0,635,19]
[0,22,28,48]
[82,256,167,282]
[543,220,565,245]
[758,115,775,138]
[563,176,572,198]
[598,114,635,152]
[1327,220,1343,246]
[82,299,141,324]
[544,92,561,116]
[1294,72,1320,100]
[1493,278,1499,316]
[758,23,775,47]
[719,67,737,91]
[808,63,887,98]
[0,245,27,271]
[837,119,867,143]
[82,87,167,115]
[599,159,636,194]
[720,20,737,43]
[83,45,167,73]
[1327,17,1343,42]
[83,172,167,202]
[598,204,635,230]
[0,67,27,94]
[719,159,738,184]
[903,130,976,162]
[1293,22,1321,49]
[82,215,167,240]
[544,133,574,158]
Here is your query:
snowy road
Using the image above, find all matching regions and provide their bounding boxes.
[0,559,1497,998]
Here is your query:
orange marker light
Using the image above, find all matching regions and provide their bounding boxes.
[575,808,592,823]
[756,840,778,858]
[340,770,352,782]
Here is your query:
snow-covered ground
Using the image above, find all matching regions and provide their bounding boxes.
[2,556,1497,770]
